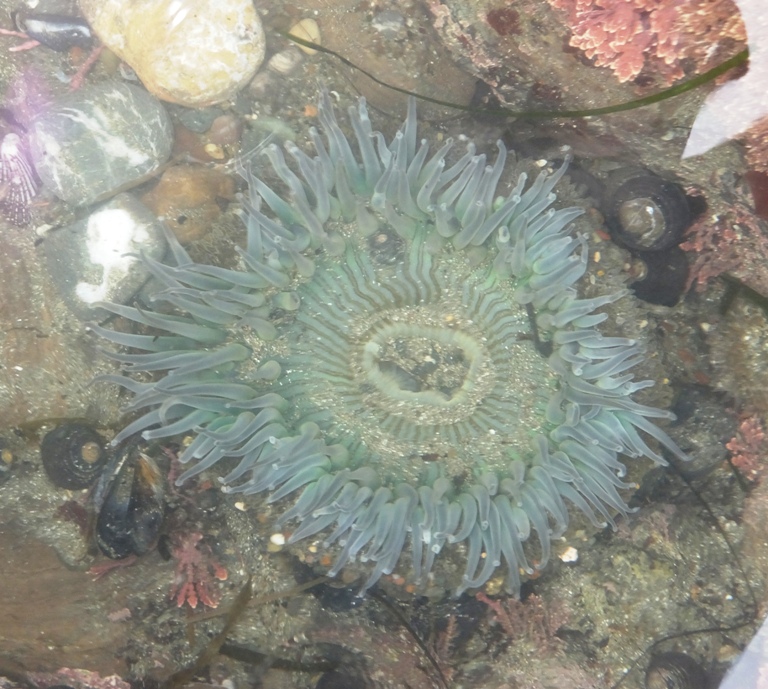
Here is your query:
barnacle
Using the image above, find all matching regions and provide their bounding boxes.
[0,132,38,226]
[94,92,686,595]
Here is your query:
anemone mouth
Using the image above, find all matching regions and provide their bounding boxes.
[94,91,687,596]
[277,232,556,483]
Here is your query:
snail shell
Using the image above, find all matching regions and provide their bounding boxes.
[40,422,108,489]
[605,171,691,252]
[95,442,165,559]
[646,651,711,689]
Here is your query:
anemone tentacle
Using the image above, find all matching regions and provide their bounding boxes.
[96,91,686,596]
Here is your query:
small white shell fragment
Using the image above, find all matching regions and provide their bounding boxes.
[559,545,579,563]
[267,47,303,75]
[289,18,320,55]
[234,501,246,511]
[267,532,286,553]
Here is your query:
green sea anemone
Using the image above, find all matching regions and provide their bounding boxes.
[93,92,686,595]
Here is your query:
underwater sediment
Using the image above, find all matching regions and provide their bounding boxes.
[93,92,686,595]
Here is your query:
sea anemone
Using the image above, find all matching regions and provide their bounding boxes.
[93,91,686,595]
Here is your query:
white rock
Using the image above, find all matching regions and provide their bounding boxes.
[44,193,166,320]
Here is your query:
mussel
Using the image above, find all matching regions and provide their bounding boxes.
[95,441,165,559]
[12,11,93,51]
[40,422,108,489]
[628,246,689,307]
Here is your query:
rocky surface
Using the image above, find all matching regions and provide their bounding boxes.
[43,193,167,321]
[29,81,172,206]
[0,0,765,687]
[0,231,122,431]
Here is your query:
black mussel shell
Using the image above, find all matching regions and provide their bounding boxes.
[646,651,712,689]
[629,246,689,307]
[12,12,93,51]
[606,173,691,252]
[96,442,165,559]
[40,422,108,489]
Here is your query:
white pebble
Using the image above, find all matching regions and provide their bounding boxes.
[289,18,321,55]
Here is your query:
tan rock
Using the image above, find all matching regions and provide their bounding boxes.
[78,0,266,107]
[141,165,236,244]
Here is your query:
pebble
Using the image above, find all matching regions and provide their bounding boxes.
[43,193,166,320]
[78,0,266,107]
[140,165,236,244]
[29,81,172,206]
[289,18,321,55]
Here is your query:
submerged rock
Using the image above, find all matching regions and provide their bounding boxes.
[140,165,236,244]
[44,193,166,320]
[78,0,266,107]
[29,81,172,206]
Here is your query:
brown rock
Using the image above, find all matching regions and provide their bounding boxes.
[141,165,236,244]
[0,533,127,674]
[0,232,120,430]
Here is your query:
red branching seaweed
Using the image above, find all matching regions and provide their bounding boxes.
[680,210,741,291]
[547,0,745,84]
[727,415,767,482]
[476,591,569,650]
[170,531,227,609]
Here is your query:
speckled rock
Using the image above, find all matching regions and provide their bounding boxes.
[44,193,166,320]
[78,0,266,107]
[29,81,172,206]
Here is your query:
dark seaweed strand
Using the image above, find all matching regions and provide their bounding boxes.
[279,29,749,120]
